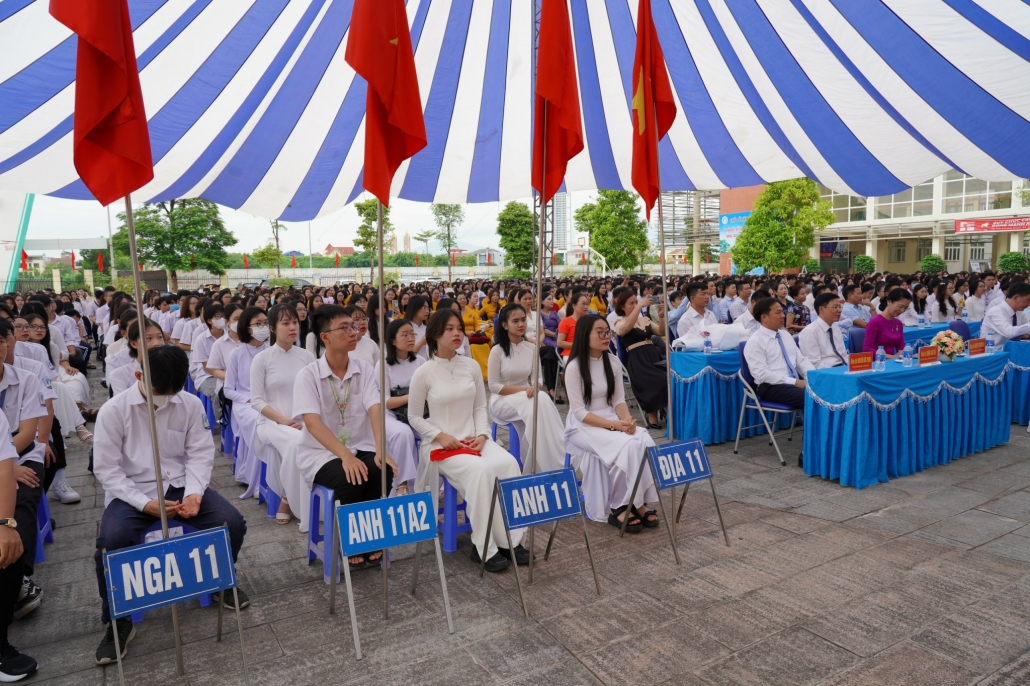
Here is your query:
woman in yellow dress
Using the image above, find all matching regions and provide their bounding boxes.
[478,289,503,337]
[459,293,480,334]
[589,283,609,317]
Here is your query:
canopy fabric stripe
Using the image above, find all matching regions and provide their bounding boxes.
[0,0,1027,220]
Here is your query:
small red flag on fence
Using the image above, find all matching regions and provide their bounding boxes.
[334,253,340,268]
[20,250,28,271]
[97,252,104,272]
[291,254,297,268]
[71,251,76,270]
[414,253,419,266]
[242,253,249,269]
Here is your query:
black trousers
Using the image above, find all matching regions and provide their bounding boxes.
[67,347,89,375]
[314,451,393,512]
[44,416,67,492]
[756,383,806,411]
[539,346,559,391]
[0,548,23,648]
[14,462,43,577]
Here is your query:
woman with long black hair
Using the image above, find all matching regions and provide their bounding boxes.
[373,318,422,496]
[404,295,431,358]
[564,314,658,532]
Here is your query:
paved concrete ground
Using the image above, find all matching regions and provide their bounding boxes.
[13,364,1030,685]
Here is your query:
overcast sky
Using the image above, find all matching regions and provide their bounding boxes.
[27,189,604,257]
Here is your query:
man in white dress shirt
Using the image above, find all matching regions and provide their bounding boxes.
[676,284,720,339]
[981,282,1030,347]
[799,293,849,369]
[743,297,814,411]
[729,281,752,323]
[983,272,1005,312]
[92,346,248,666]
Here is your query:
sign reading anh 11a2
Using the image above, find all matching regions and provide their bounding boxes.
[499,469,581,529]
[647,439,713,490]
[104,527,236,620]
[336,492,438,557]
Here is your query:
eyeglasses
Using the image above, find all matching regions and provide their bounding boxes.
[594,329,612,339]
[12,324,28,330]
[396,332,416,339]
[326,324,358,334]
[27,325,46,332]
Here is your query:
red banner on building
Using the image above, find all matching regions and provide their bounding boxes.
[954,217,1030,234]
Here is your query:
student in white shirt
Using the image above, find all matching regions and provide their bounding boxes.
[798,293,849,370]
[735,299,760,333]
[0,401,34,680]
[981,282,1030,347]
[930,282,962,323]
[964,279,987,323]
[983,272,1005,312]
[408,309,526,573]
[224,307,269,495]
[676,283,720,339]
[170,294,198,347]
[205,304,242,382]
[347,307,380,367]
[190,303,225,421]
[487,304,565,473]
[292,306,395,570]
[107,319,165,396]
[372,319,424,497]
[898,283,930,327]
[92,345,249,665]
[743,298,814,411]
[404,296,431,359]
[250,304,314,525]
[563,314,658,530]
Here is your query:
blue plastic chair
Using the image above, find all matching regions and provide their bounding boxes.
[35,494,53,564]
[258,462,282,520]
[491,422,522,466]
[848,328,866,356]
[948,320,972,340]
[220,409,235,457]
[131,521,212,622]
[185,376,195,394]
[307,484,340,584]
[198,393,217,435]
[733,341,800,466]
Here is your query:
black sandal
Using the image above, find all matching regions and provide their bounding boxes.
[366,550,384,566]
[347,555,367,570]
[608,505,642,533]
[646,422,663,430]
[635,507,659,528]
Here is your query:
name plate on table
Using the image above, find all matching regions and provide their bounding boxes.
[918,345,940,365]
[968,338,986,356]
[647,439,713,489]
[848,351,873,373]
[498,469,582,529]
[336,492,437,557]
[104,527,237,620]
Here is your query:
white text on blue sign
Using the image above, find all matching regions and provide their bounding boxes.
[499,469,582,529]
[648,440,712,489]
[336,492,439,557]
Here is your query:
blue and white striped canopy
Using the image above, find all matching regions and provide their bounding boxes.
[1,0,1029,220]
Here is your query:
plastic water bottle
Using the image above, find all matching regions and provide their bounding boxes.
[703,332,712,356]
[918,313,926,328]
[875,346,887,371]
[986,331,995,355]
[961,308,968,323]
[902,345,913,368]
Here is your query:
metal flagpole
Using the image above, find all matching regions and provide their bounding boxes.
[123,193,185,676]
[377,200,389,619]
[106,205,115,282]
[528,101,547,585]
[308,220,313,270]
[654,119,673,443]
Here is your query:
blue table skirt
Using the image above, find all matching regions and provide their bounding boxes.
[1007,341,1030,425]
[803,353,1011,489]
[671,350,795,445]
[902,321,980,349]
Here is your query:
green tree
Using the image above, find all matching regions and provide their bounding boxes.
[801,258,821,273]
[919,253,947,274]
[413,230,435,260]
[114,199,236,290]
[853,254,876,275]
[251,244,282,271]
[998,251,1030,273]
[495,201,536,271]
[430,203,464,281]
[353,199,393,282]
[574,190,649,272]
[268,219,286,276]
[731,179,833,273]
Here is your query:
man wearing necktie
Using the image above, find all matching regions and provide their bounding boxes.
[743,298,815,412]
[981,282,1030,347]
[799,293,850,369]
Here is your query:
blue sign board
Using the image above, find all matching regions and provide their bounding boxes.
[499,469,581,529]
[104,527,237,620]
[336,492,438,557]
[718,212,751,249]
[647,439,713,490]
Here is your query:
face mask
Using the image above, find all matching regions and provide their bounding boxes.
[251,325,270,342]
[229,321,239,333]
[170,304,180,312]
[152,394,170,409]
[212,317,226,330]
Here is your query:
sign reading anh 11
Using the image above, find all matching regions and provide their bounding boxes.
[647,439,713,490]
[104,527,236,620]
[499,469,582,529]
[336,492,437,557]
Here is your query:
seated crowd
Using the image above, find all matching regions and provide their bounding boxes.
[0,266,1025,679]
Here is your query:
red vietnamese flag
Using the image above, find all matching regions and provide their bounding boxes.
[242,253,249,269]
[532,0,583,205]
[71,251,77,270]
[487,252,491,266]
[291,254,297,268]
[552,253,556,266]
[414,253,419,266]
[630,0,677,220]
[50,0,154,206]
[451,252,456,267]
[97,252,104,272]
[334,253,340,268]
[345,0,427,206]
[20,250,28,271]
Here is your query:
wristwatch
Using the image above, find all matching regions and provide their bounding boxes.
[0,519,17,530]
[608,423,616,431]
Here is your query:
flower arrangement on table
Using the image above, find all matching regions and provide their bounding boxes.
[931,330,965,361]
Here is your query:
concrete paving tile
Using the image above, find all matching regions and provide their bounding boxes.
[950,549,1030,579]
[659,574,735,613]
[498,657,605,685]
[978,649,1030,686]
[979,490,1030,522]
[692,557,783,595]
[496,568,610,622]
[896,558,1013,609]
[821,484,911,514]
[466,624,569,677]
[957,471,1030,497]
[856,536,956,570]
[579,618,731,685]
[977,534,1030,563]
[820,641,980,686]
[363,653,497,686]
[9,630,101,681]
[788,500,862,523]
[8,601,103,649]
[30,668,105,686]
[241,557,326,595]
[540,590,681,654]
[905,529,976,550]
[912,599,1030,675]
[850,503,944,535]
[801,588,948,657]
[683,596,790,650]
[695,627,859,686]
[33,555,96,588]
[760,511,833,535]
[918,510,1023,546]
[788,554,903,605]
[906,486,994,517]
[694,502,779,528]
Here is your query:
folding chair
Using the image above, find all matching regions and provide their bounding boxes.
[613,335,650,426]
[847,328,865,356]
[733,342,801,467]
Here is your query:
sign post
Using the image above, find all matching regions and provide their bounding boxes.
[329,492,453,660]
[623,439,730,563]
[102,527,248,686]
[481,469,601,617]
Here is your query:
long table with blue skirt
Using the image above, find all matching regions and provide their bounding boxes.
[1007,340,1030,425]
[901,321,980,349]
[670,349,795,445]
[803,352,1011,489]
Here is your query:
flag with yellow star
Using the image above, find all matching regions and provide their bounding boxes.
[631,0,677,220]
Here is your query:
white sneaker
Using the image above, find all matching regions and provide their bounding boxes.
[51,480,80,504]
